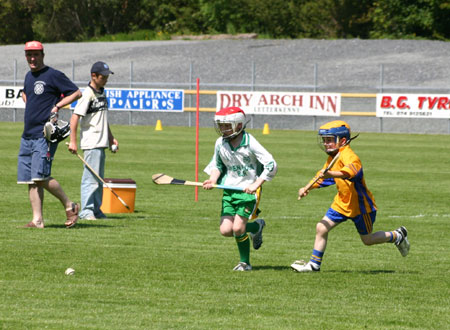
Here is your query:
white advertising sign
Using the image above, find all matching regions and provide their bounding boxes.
[0,86,25,108]
[376,94,450,118]
[217,91,341,116]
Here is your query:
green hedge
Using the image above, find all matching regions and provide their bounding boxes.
[1,0,450,44]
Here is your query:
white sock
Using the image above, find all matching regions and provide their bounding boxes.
[395,231,403,244]
[309,262,320,270]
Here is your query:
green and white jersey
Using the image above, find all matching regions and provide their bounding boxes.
[204,131,277,188]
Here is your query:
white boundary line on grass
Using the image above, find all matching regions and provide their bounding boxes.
[388,214,450,218]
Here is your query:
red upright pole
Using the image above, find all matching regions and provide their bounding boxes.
[195,78,200,201]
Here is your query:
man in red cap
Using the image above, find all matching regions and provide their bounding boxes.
[18,40,82,228]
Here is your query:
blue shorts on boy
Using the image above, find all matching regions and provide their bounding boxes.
[326,207,377,235]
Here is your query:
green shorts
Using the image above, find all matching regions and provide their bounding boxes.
[221,188,261,219]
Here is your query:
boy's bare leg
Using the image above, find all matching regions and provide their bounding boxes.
[220,216,234,237]
[292,217,339,272]
[232,214,247,236]
[360,231,392,245]
[313,217,339,251]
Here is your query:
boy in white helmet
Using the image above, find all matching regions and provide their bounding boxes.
[291,120,410,272]
[203,107,277,271]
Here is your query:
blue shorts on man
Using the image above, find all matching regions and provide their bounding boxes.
[17,137,57,183]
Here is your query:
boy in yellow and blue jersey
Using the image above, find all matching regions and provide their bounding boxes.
[291,120,410,272]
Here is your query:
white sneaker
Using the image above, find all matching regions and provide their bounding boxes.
[82,215,97,220]
[249,219,266,250]
[291,260,320,272]
[233,262,252,271]
[395,226,410,257]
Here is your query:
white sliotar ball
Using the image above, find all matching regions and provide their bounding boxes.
[65,268,75,275]
[111,145,118,153]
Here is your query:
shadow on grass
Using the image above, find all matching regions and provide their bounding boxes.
[251,266,402,274]
[326,269,396,274]
[252,265,292,271]
[43,223,114,229]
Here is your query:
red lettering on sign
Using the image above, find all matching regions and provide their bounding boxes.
[232,94,243,106]
[242,94,252,106]
[428,97,438,109]
[380,96,392,108]
[292,95,303,107]
[417,97,426,109]
[219,93,253,108]
[437,97,449,109]
[309,95,323,110]
[310,95,337,113]
[270,94,280,105]
[258,94,268,105]
[396,96,409,109]
[327,96,337,113]
[281,95,291,106]
[220,94,231,108]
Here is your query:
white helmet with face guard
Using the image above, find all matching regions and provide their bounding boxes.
[214,107,247,139]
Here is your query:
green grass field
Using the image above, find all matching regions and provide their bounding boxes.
[0,122,449,329]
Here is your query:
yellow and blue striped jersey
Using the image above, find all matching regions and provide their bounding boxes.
[310,145,376,217]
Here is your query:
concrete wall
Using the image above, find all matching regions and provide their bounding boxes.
[3,106,448,134]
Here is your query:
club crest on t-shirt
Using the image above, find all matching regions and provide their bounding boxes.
[34,81,45,95]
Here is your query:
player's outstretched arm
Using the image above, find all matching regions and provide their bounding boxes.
[298,186,310,200]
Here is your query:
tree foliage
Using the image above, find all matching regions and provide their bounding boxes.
[0,0,34,44]
[1,0,450,44]
[298,0,373,38]
[369,0,434,38]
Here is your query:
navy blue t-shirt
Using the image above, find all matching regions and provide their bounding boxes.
[22,66,79,139]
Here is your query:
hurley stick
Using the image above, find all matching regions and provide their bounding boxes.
[152,173,244,191]
[67,143,131,210]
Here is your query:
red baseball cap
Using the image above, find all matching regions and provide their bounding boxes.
[25,41,44,51]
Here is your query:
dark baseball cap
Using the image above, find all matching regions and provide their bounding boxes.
[91,61,114,75]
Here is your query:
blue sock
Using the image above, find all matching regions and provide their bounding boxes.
[388,231,394,243]
[310,249,324,268]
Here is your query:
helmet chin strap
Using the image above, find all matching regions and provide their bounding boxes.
[325,148,339,156]
[223,130,241,141]
[225,122,245,140]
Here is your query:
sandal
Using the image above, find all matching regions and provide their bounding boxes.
[24,220,44,228]
[65,203,80,228]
